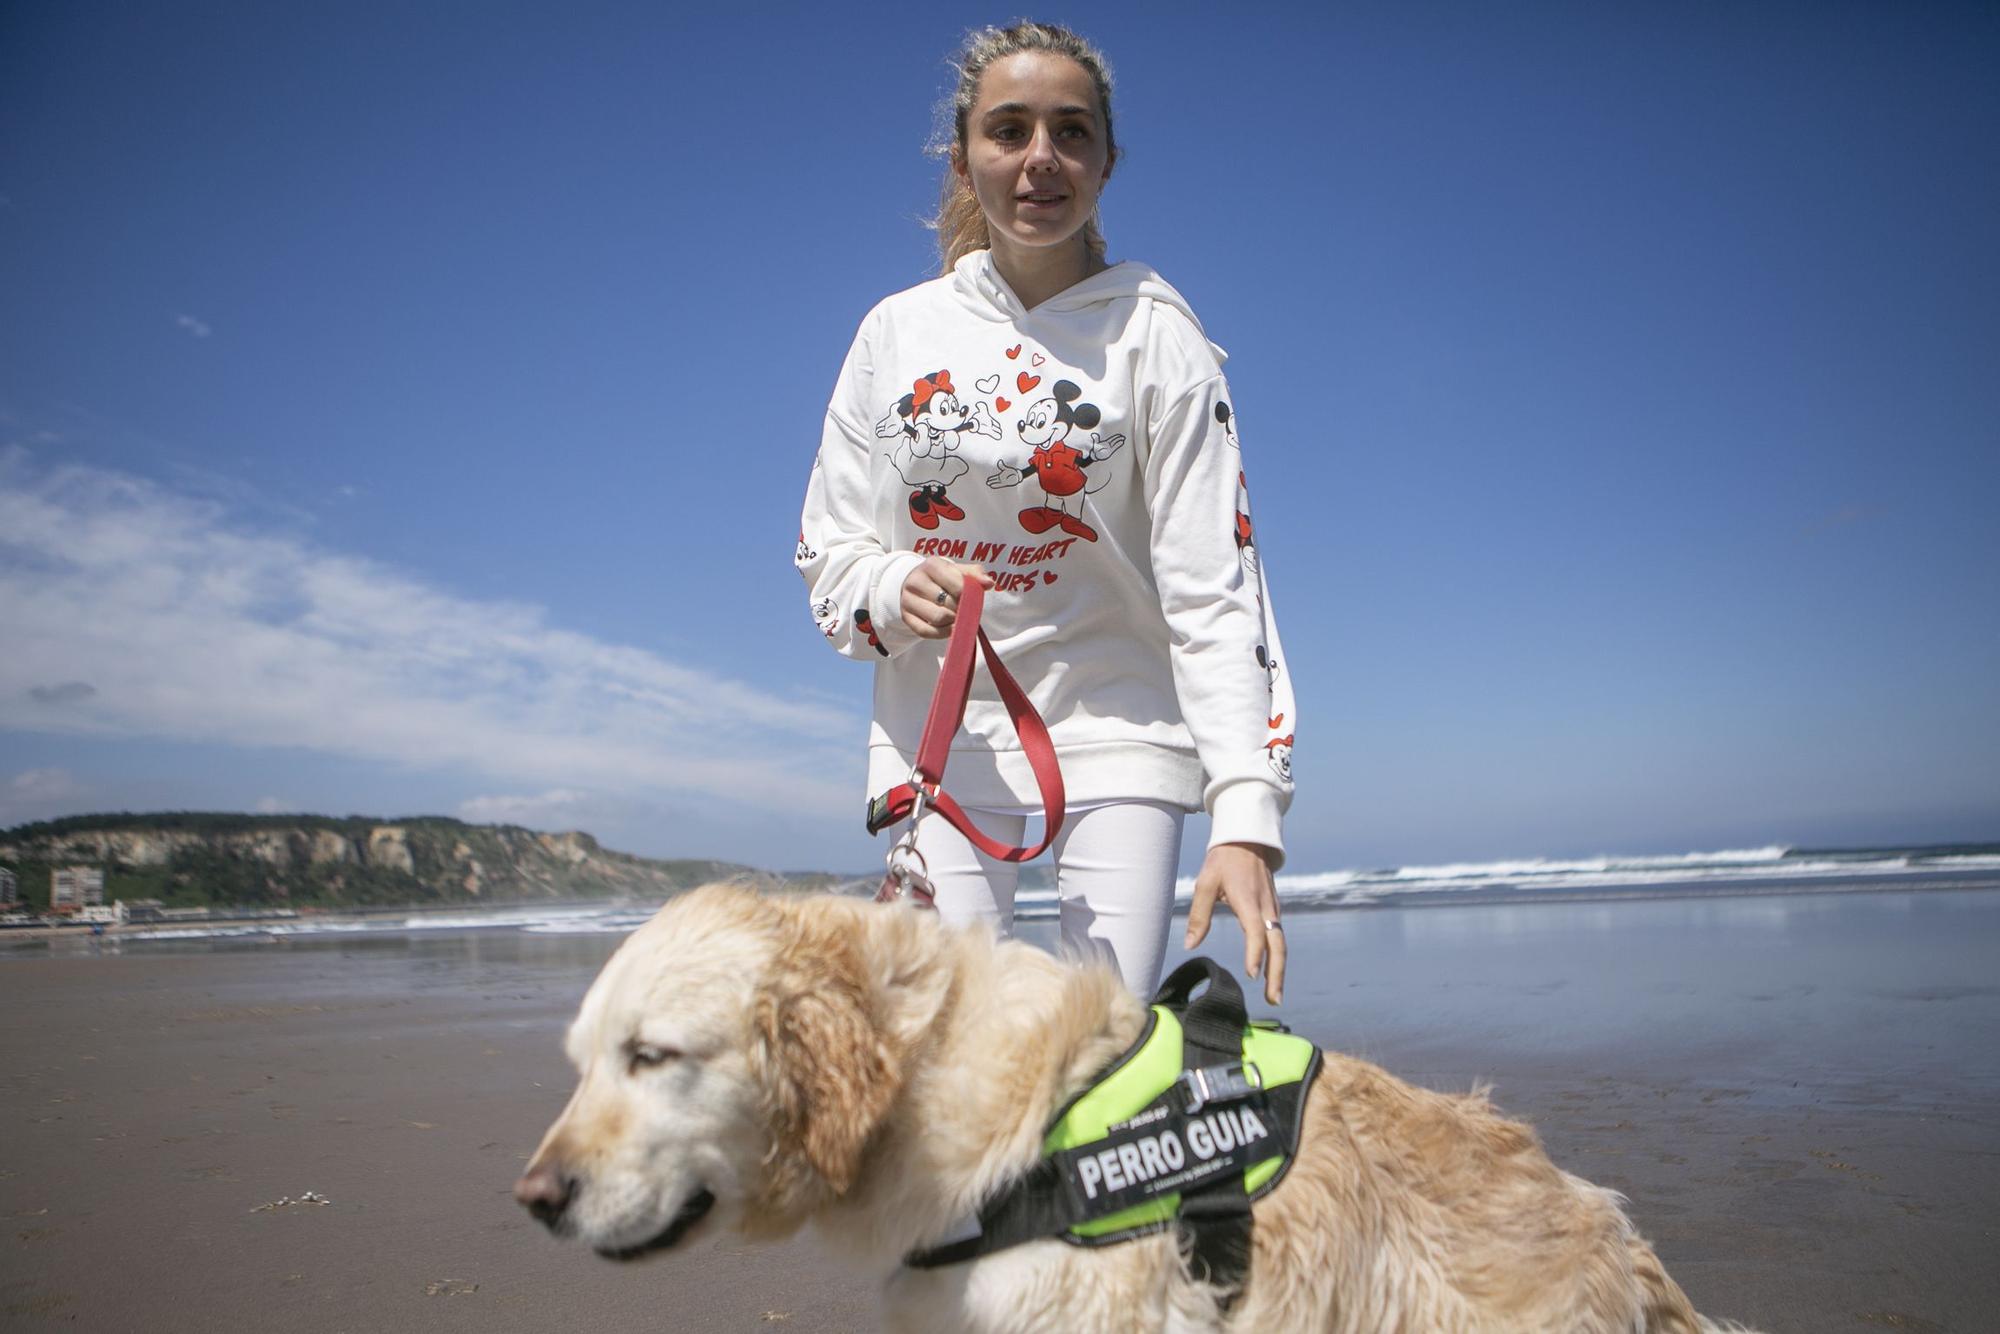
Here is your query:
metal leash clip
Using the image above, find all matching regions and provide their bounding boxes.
[1178,1060,1264,1114]
[875,796,937,908]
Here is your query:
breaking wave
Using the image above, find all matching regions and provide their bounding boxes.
[38,843,2000,940]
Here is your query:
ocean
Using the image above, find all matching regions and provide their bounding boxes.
[29,840,1999,948]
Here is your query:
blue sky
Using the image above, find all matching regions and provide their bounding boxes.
[3,1,1996,875]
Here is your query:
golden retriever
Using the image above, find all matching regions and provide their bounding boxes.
[516,884,1758,1333]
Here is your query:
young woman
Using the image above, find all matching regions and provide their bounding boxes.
[797,22,1295,1002]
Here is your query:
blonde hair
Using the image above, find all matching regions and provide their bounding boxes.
[930,21,1118,275]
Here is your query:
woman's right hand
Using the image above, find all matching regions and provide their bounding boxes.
[900,558,994,638]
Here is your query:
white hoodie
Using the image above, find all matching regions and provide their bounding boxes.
[797,251,1297,860]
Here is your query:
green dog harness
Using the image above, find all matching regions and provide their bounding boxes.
[906,958,1321,1299]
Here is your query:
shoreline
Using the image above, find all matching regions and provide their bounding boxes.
[0,891,691,942]
[6,871,1997,947]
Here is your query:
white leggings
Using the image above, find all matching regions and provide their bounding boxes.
[909,799,1186,996]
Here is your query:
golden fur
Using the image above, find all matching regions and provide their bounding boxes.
[519,885,1759,1332]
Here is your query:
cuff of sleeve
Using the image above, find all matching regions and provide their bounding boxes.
[868,552,928,658]
[1206,780,1286,869]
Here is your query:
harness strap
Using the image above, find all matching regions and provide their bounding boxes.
[905,1159,1073,1268]
[903,1075,1315,1272]
[865,579,1065,863]
[906,960,1276,1307]
[1153,960,1255,1302]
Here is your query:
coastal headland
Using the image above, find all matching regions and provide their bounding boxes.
[0,812,840,922]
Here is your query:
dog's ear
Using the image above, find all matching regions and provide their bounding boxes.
[751,907,900,1205]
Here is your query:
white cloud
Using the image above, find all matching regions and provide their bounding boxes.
[10,768,82,800]
[457,788,592,827]
[176,314,212,338]
[2,767,86,825]
[0,451,858,820]
[253,796,291,814]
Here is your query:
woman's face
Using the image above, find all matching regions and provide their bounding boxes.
[956,52,1112,264]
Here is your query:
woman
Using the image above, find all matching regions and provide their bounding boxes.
[797,22,1295,1002]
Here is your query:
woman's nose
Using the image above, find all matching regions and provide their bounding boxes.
[1025,126,1058,171]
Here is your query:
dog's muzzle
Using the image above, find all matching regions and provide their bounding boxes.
[515,1164,716,1258]
[600,1188,716,1260]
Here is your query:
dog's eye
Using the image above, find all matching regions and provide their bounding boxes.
[625,1042,683,1072]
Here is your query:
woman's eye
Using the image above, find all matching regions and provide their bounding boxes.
[626,1043,682,1071]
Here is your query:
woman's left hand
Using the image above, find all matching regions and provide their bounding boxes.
[1184,842,1286,1005]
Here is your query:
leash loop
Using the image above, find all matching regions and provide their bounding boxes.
[871,579,1066,905]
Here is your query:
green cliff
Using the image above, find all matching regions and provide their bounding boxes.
[0,812,773,911]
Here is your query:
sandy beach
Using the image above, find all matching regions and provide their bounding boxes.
[4,888,1996,1332]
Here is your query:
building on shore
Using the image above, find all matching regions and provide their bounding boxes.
[51,866,106,912]
[0,868,17,906]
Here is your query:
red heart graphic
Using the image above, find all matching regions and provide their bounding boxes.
[994,396,1011,412]
[1041,571,1058,584]
[1017,372,1040,394]
[1006,344,1022,359]
[1269,713,1285,729]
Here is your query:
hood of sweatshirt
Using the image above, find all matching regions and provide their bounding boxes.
[948,249,1228,365]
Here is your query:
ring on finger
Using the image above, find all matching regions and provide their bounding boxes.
[935,589,951,606]
[1263,919,1283,932]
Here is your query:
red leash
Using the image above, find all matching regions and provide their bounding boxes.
[868,580,1065,905]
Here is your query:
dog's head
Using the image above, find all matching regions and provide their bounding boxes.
[513,885,909,1259]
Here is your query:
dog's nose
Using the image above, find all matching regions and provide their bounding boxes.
[514,1163,577,1228]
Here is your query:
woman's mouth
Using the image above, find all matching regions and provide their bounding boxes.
[1017,191,1066,206]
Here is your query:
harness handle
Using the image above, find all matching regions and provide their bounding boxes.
[867,578,1066,865]
[1151,956,1258,1294]
[1152,958,1249,1068]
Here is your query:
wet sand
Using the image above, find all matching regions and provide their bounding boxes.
[4,889,1996,1332]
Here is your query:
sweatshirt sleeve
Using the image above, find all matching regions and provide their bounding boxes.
[1145,372,1298,865]
[796,311,927,662]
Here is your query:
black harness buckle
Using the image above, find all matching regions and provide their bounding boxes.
[866,786,911,836]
